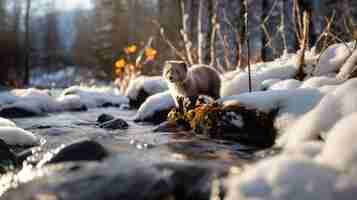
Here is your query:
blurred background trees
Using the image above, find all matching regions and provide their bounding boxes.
[0,0,356,87]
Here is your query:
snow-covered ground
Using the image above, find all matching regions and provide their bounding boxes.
[0,85,129,116]
[2,40,357,199]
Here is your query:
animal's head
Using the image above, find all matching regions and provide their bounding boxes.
[163,60,188,83]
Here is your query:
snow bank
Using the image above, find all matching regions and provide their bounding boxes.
[225,156,338,200]
[220,88,323,132]
[268,79,301,90]
[313,42,355,76]
[278,78,357,148]
[125,76,168,101]
[61,85,129,108]
[318,114,357,172]
[0,92,18,106]
[283,141,324,159]
[337,48,357,80]
[0,127,41,146]
[0,117,16,127]
[221,55,298,97]
[134,91,175,122]
[300,76,343,89]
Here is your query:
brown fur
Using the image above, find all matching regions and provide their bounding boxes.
[163,61,221,105]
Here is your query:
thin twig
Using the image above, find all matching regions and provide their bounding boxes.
[151,20,188,63]
[180,29,195,65]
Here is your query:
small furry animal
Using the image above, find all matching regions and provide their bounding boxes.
[163,60,221,106]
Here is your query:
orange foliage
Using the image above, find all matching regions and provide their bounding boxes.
[145,47,158,61]
[114,44,158,93]
[124,45,137,54]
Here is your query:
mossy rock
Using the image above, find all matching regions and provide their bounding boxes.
[168,98,277,148]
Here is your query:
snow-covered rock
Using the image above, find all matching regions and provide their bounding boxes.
[313,42,355,76]
[0,117,16,127]
[61,85,129,108]
[220,88,323,132]
[134,91,175,124]
[56,94,84,111]
[125,76,168,107]
[221,55,298,97]
[225,156,338,200]
[0,127,41,146]
[278,78,357,148]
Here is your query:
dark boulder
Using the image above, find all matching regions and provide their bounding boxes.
[99,118,129,130]
[0,139,17,173]
[0,107,40,118]
[3,157,230,200]
[97,114,115,124]
[38,140,109,166]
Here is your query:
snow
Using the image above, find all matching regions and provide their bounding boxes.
[300,76,343,89]
[125,76,168,101]
[0,117,16,127]
[0,126,41,146]
[221,55,298,97]
[220,88,323,132]
[318,113,357,172]
[278,78,357,148]
[0,92,18,106]
[336,48,357,80]
[283,141,324,159]
[56,94,83,111]
[225,156,338,200]
[134,91,175,122]
[313,42,355,76]
[61,85,129,108]
[268,79,301,90]
[261,79,282,90]
[0,117,40,146]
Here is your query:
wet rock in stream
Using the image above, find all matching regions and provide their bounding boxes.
[37,139,109,167]
[97,113,115,124]
[2,156,230,200]
[0,139,17,173]
[99,118,129,130]
[0,106,41,118]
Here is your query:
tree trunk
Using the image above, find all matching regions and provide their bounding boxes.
[198,0,213,64]
[180,0,195,64]
[260,0,268,62]
[24,0,31,86]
